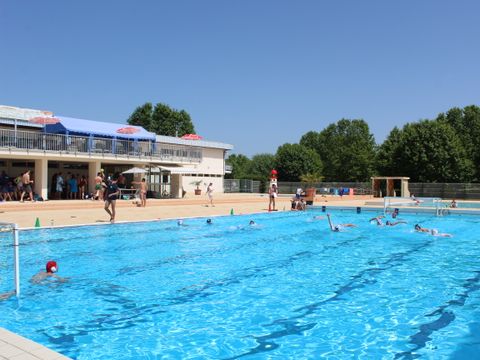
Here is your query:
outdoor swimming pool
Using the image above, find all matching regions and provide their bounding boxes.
[1,210,480,359]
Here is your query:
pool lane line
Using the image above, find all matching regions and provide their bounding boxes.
[393,270,480,359]
[25,232,363,355]
[227,238,435,360]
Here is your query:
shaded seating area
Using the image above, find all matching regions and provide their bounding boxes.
[45,116,156,155]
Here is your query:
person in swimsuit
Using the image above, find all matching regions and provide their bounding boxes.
[385,220,407,226]
[206,183,214,207]
[132,178,148,207]
[327,214,356,232]
[94,172,103,200]
[268,184,278,211]
[30,261,67,284]
[20,170,34,202]
[104,177,120,223]
[369,215,385,226]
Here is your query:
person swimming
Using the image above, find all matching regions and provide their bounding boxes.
[385,220,407,226]
[414,224,452,237]
[414,224,430,233]
[206,219,212,225]
[327,214,356,232]
[369,216,385,226]
[392,208,400,219]
[30,261,67,284]
[430,228,452,237]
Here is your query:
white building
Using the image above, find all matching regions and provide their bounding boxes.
[0,105,233,199]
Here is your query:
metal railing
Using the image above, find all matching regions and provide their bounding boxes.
[0,222,20,297]
[0,128,202,163]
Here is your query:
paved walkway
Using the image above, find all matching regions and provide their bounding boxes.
[0,328,70,360]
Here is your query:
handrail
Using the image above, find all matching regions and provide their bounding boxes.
[0,222,20,297]
[0,128,202,163]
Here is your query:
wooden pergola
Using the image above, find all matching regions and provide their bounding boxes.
[371,176,410,198]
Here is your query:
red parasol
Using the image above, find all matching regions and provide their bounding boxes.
[28,116,61,125]
[116,126,140,134]
[181,134,203,140]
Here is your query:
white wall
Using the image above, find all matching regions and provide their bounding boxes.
[180,147,226,195]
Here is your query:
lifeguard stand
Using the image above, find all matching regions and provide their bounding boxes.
[269,169,278,189]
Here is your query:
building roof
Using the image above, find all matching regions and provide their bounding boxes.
[155,134,234,150]
[46,116,156,141]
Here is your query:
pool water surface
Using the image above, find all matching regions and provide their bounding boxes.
[1,210,480,359]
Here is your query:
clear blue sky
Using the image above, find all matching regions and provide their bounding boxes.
[1,1,479,156]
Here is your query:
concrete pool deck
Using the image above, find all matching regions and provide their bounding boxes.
[0,328,70,360]
[0,193,373,229]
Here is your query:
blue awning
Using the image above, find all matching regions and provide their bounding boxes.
[45,116,156,141]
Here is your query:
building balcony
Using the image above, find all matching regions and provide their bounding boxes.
[0,129,202,164]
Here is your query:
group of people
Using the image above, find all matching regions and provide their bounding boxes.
[325,209,452,236]
[50,172,88,200]
[0,170,36,202]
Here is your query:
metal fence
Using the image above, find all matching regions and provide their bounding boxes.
[0,128,202,163]
[409,183,480,200]
[276,182,372,195]
[224,179,261,193]
[223,180,371,194]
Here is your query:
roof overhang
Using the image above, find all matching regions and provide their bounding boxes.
[151,166,200,174]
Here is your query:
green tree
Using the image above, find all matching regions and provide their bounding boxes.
[127,102,153,129]
[308,119,376,181]
[439,105,480,180]
[248,153,276,180]
[127,102,195,136]
[395,120,474,182]
[376,126,403,176]
[274,143,322,182]
[299,131,321,152]
[151,103,195,137]
[225,154,252,179]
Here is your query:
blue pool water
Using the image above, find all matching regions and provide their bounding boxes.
[1,210,480,359]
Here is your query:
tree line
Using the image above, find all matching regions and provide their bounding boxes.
[127,102,195,137]
[226,105,480,183]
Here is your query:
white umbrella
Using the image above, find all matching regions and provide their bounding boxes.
[122,167,147,174]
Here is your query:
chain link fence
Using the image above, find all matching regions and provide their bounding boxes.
[224,179,480,199]
[409,183,480,199]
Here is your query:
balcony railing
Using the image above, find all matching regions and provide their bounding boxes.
[0,129,202,163]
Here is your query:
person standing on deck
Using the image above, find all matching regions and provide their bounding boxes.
[94,172,103,200]
[268,183,278,211]
[20,170,34,202]
[104,176,120,223]
[132,178,148,207]
[56,173,64,200]
[206,183,214,207]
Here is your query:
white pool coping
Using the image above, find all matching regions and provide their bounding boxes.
[0,328,70,360]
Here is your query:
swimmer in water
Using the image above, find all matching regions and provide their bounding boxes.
[369,215,385,226]
[392,208,400,219]
[327,214,356,232]
[249,220,256,226]
[385,220,407,226]
[206,219,212,225]
[414,224,430,233]
[30,261,67,284]
[430,229,452,237]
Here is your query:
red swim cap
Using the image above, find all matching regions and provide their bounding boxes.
[46,261,57,273]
